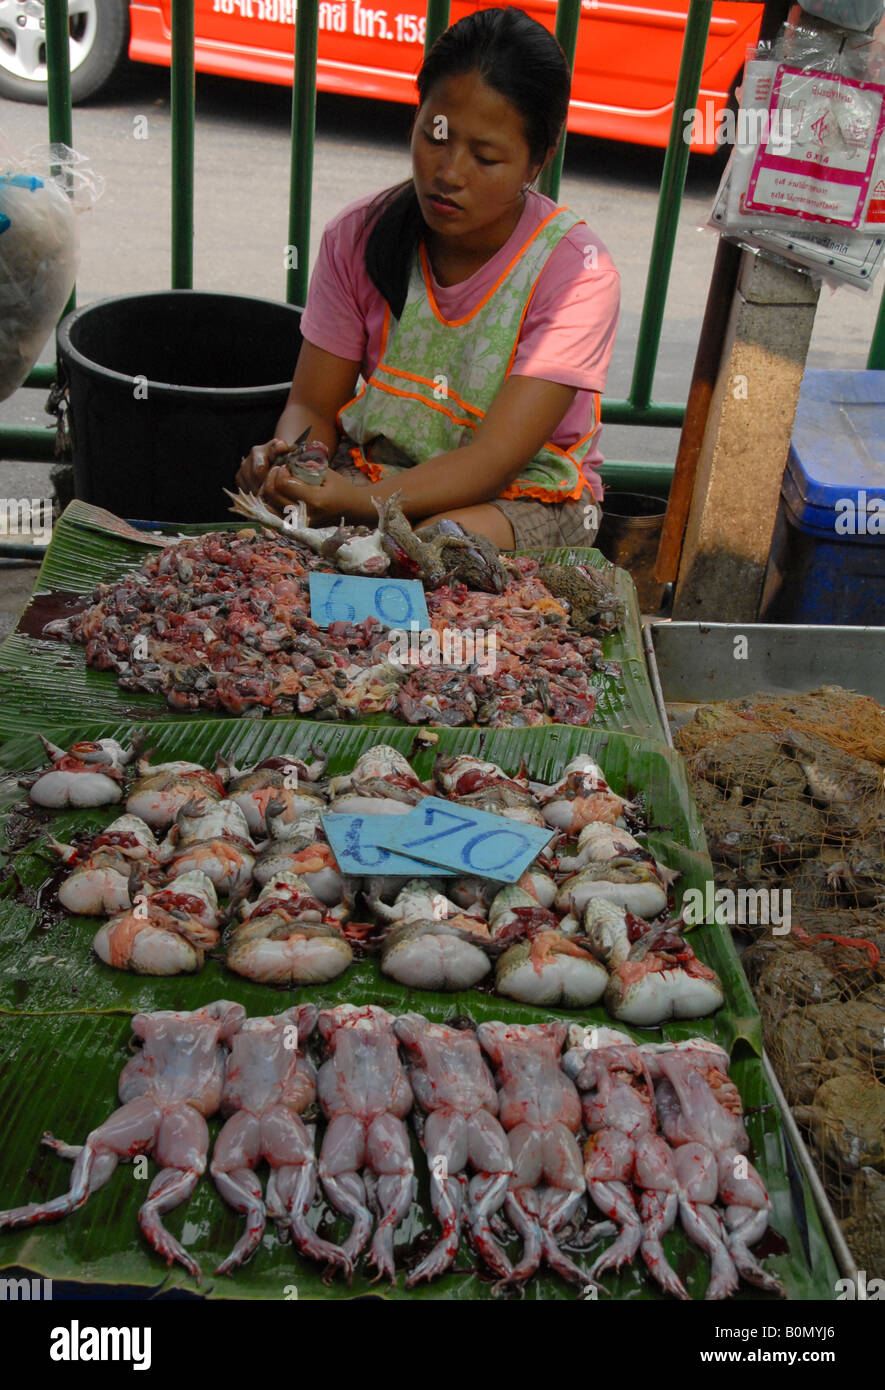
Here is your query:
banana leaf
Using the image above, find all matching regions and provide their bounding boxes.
[0,1013,837,1301]
[0,500,664,741]
[0,718,757,1044]
[0,718,839,1297]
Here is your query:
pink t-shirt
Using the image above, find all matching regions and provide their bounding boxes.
[301,188,620,498]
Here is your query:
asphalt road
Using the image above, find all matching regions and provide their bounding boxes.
[2,58,883,443]
[0,57,882,634]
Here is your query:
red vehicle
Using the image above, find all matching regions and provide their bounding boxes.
[0,0,763,151]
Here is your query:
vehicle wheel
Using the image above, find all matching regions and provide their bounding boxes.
[0,0,129,104]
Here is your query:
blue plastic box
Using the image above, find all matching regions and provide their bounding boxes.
[759,370,885,625]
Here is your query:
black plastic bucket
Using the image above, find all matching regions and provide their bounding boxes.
[596,491,668,613]
[57,291,303,523]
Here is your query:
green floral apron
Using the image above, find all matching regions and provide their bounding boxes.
[338,204,598,502]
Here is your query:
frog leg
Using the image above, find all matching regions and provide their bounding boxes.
[0,1099,159,1232]
[406,1109,468,1288]
[211,1110,264,1275]
[717,1150,785,1295]
[138,1104,207,1281]
[634,1133,689,1301]
[465,1107,513,1280]
[366,1112,415,1283]
[538,1125,593,1289]
[673,1144,738,1300]
[498,1123,544,1287]
[319,1114,371,1269]
[263,1105,350,1276]
[585,1128,642,1279]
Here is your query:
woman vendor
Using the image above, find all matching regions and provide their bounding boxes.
[237,5,620,550]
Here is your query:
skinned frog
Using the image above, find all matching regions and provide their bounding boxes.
[0,1002,245,1281]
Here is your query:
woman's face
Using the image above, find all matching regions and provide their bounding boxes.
[411,70,541,251]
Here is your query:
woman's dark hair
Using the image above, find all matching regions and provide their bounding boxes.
[363,7,571,318]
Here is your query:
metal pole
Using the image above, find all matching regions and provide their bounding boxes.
[286,0,319,306]
[598,400,684,428]
[603,459,678,493]
[170,0,195,289]
[23,365,60,389]
[44,0,75,317]
[538,0,581,203]
[423,0,450,52]
[629,0,713,411]
[654,235,743,582]
[867,292,885,368]
[0,427,57,460]
[44,0,73,150]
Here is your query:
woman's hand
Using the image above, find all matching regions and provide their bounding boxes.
[261,463,373,525]
[235,438,292,493]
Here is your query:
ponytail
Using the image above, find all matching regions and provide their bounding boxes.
[362,179,427,321]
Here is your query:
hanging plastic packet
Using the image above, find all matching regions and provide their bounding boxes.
[710,162,885,289]
[707,19,885,288]
[0,142,104,402]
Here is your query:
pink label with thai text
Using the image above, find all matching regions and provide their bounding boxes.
[744,65,885,228]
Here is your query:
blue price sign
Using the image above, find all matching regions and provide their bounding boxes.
[322,813,457,878]
[378,797,553,883]
[309,573,430,630]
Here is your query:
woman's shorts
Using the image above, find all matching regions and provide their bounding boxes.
[491,494,601,549]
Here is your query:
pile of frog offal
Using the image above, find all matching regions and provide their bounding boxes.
[45,520,625,727]
[675,686,885,1281]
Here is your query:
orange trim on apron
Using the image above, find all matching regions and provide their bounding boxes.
[376,364,484,419]
[336,303,391,434]
[421,207,572,328]
[499,472,589,503]
[348,442,383,483]
[504,279,540,377]
[366,377,479,432]
[564,395,602,462]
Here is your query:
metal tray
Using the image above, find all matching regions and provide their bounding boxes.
[646,621,885,737]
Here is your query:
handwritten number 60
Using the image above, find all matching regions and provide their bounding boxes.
[374,583,413,626]
[323,577,356,623]
[344,817,390,868]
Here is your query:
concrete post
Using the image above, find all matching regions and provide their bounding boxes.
[672,250,820,620]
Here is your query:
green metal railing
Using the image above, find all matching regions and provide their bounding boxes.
[1,0,741,488]
[170,0,195,288]
[868,291,885,369]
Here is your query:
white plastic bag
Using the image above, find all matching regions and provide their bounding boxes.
[0,143,104,403]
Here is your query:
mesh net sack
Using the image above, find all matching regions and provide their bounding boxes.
[676,687,885,1276]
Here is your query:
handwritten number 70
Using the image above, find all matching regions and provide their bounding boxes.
[403,805,530,873]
